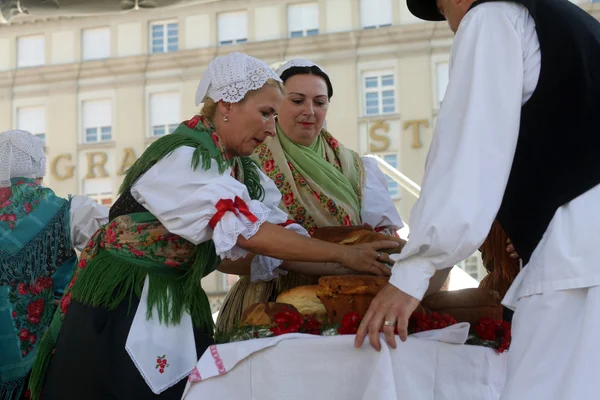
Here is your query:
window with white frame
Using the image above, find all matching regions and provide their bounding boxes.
[363,72,396,115]
[82,27,111,60]
[436,62,449,107]
[150,21,179,53]
[84,178,113,206]
[360,0,392,29]
[82,100,112,143]
[381,153,400,199]
[149,92,180,137]
[17,106,46,142]
[17,35,45,68]
[288,3,319,38]
[218,11,248,46]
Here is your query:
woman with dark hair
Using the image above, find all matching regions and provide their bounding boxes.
[216,59,452,333]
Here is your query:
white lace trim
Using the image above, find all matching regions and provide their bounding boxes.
[250,223,309,282]
[195,52,282,106]
[212,199,271,260]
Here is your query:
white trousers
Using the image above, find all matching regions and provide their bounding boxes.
[501,285,600,400]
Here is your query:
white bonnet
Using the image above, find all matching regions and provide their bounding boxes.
[0,129,46,188]
[195,52,282,106]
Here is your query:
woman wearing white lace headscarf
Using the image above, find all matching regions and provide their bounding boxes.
[0,130,108,400]
[216,59,427,333]
[30,52,396,400]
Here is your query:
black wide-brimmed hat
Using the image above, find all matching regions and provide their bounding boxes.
[407,0,446,21]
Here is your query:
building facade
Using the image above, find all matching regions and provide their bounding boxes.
[1,0,598,309]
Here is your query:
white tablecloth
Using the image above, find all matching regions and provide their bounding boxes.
[183,334,508,400]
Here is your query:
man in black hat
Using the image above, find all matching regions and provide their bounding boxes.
[355,0,600,397]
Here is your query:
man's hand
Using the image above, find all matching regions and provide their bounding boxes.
[354,283,420,351]
[506,238,519,259]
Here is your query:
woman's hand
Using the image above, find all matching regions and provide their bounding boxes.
[506,238,519,259]
[338,241,397,277]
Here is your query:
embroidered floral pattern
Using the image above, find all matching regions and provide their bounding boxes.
[98,219,195,267]
[59,215,197,318]
[155,355,169,374]
[255,144,354,233]
[8,276,55,357]
[0,179,46,230]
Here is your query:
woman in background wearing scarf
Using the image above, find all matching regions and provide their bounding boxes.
[0,130,108,400]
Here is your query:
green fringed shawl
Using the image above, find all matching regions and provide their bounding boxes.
[29,118,267,400]
[79,120,266,331]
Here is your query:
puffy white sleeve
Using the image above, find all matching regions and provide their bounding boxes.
[250,169,309,282]
[131,146,273,261]
[69,195,109,251]
[388,7,524,301]
[360,156,404,234]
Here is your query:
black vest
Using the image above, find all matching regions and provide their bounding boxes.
[470,0,600,264]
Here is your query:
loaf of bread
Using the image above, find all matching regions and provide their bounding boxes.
[276,285,328,322]
[311,226,405,254]
[239,302,301,327]
[316,275,390,323]
[421,288,503,325]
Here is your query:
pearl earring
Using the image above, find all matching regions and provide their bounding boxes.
[223,115,229,122]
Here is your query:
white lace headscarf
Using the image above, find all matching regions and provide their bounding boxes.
[275,58,328,77]
[195,52,282,106]
[0,129,46,188]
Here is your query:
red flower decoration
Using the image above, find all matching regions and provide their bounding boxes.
[328,137,339,150]
[156,355,169,374]
[408,312,457,333]
[338,312,363,335]
[19,328,30,341]
[27,299,44,319]
[211,132,221,149]
[164,259,179,267]
[17,283,29,295]
[263,159,275,173]
[104,229,117,244]
[270,310,304,336]
[24,203,32,213]
[343,214,352,226]
[472,318,512,353]
[12,310,17,318]
[31,276,53,295]
[28,334,37,344]
[78,259,87,269]
[186,115,201,129]
[60,292,72,315]
[282,193,295,206]
[301,315,322,335]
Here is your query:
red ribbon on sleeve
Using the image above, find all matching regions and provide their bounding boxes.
[279,219,297,228]
[209,196,258,229]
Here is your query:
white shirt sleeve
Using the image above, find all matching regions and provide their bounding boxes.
[131,146,273,260]
[389,7,524,300]
[69,195,109,251]
[250,168,309,282]
[360,156,404,232]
